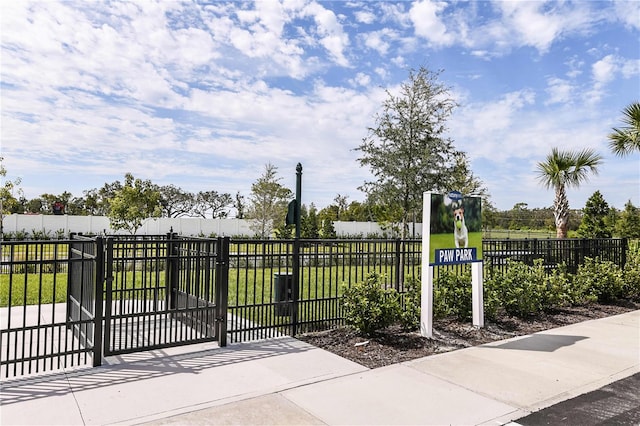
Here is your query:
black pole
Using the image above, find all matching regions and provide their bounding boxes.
[292,163,302,335]
[295,163,302,239]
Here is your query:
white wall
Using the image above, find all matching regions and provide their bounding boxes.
[2,214,423,238]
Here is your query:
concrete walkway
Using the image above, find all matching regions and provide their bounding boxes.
[1,310,638,425]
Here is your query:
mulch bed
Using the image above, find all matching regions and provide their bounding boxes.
[296,301,640,369]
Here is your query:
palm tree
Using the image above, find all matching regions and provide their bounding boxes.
[536,148,603,238]
[608,101,640,157]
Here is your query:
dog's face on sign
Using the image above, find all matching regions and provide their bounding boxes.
[453,207,465,226]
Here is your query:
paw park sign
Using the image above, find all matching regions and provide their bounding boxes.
[421,191,484,338]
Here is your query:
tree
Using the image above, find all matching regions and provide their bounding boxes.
[334,194,349,220]
[159,185,195,218]
[85,180,124,216]
[577,191,611,238]
[195,190,232,218]
[536,148,603,238]
[608,102,640,157]
[615,200,640,238]
[448,151,487,197]
[356,66,462,238]
[108,173,162,234]
[247,164,292,238]
[234,191,246,219]
[301,203,320,238]
[0,156,24,239]
[321,217,337,238]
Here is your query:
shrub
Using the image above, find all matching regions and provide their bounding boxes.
[576,257,625,303]
[399,276,420,330]
[544,263,583,307]
[487,259,548,318]
[342,272,399,335]
[622,246,640,300]
[434,270,472,321]
[482,265,501,320]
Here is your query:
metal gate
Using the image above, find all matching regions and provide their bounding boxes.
[67,235,104,366]
[102,235,228,356]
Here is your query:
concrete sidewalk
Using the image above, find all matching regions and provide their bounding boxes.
[1,310,638,425]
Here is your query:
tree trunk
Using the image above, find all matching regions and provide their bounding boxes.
[554,184,569,238]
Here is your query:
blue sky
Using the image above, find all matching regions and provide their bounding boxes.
[1,0,639,213]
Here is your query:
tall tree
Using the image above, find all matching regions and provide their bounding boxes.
[577,190,611,238]
[301,203,320,238]
[108,173,162,234]
[615,200,640,238]
[247,164,292,238]
[234,191,246,219]
[0,156,24,239]
[159,185,196,218]
[356,66,462,238]
[608,101,640,157]
[194,190,232,218]
[333,194,349,220]
[536,148,603,238]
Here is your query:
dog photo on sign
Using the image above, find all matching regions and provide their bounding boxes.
[452,204,468,248]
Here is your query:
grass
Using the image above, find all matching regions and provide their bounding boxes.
[0,273,68,307]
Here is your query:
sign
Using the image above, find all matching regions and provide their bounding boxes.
[435,248,477,265]
[421,191,485,338]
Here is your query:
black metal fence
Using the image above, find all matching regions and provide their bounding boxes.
[102,234,228,357]
[483,238,628,274]
[0,238,98,378]
[0,236,629,377]
[0,234,228,378]
[226,239,421,343]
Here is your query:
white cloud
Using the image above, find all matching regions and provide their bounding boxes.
[349,72,371,87]
[354,10,376,24]
[545,77,575,105]
[360,28,397,55]
[493,1,592,54]
[587,54,640,103]
[613,0,640,30]
[304,2,350,66]
[409,0,453,47]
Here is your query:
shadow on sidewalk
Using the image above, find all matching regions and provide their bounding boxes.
[0,338,313,406]
[486,334,588,352]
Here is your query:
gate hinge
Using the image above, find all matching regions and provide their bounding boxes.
[215,316,226,323]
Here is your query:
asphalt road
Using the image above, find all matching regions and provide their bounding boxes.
[515,373,640,425]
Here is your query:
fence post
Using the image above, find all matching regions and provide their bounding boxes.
[93,237,104,367]
[102,237,113,359]
[394,238,402,291]
[216,237,229,347]
[292,238,300,336]
[166,232,179,310]
[622,237,628,267]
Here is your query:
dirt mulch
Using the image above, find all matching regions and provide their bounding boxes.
[296,301,639,369]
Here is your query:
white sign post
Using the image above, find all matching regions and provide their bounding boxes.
[471,261,484,328]
[420,193,432,337]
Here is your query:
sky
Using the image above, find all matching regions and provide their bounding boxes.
[1,0,639,215]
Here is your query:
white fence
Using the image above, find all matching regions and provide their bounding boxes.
[1,214,423,238]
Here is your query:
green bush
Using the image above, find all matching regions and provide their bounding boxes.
[434,270,472,320]
[487,259,548,317]
[399,276,420,330]
[622,247,640,299]
[544,263,584,307]
[576,257,625,303]
[342,272,399,335]
[482,265,501,320]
